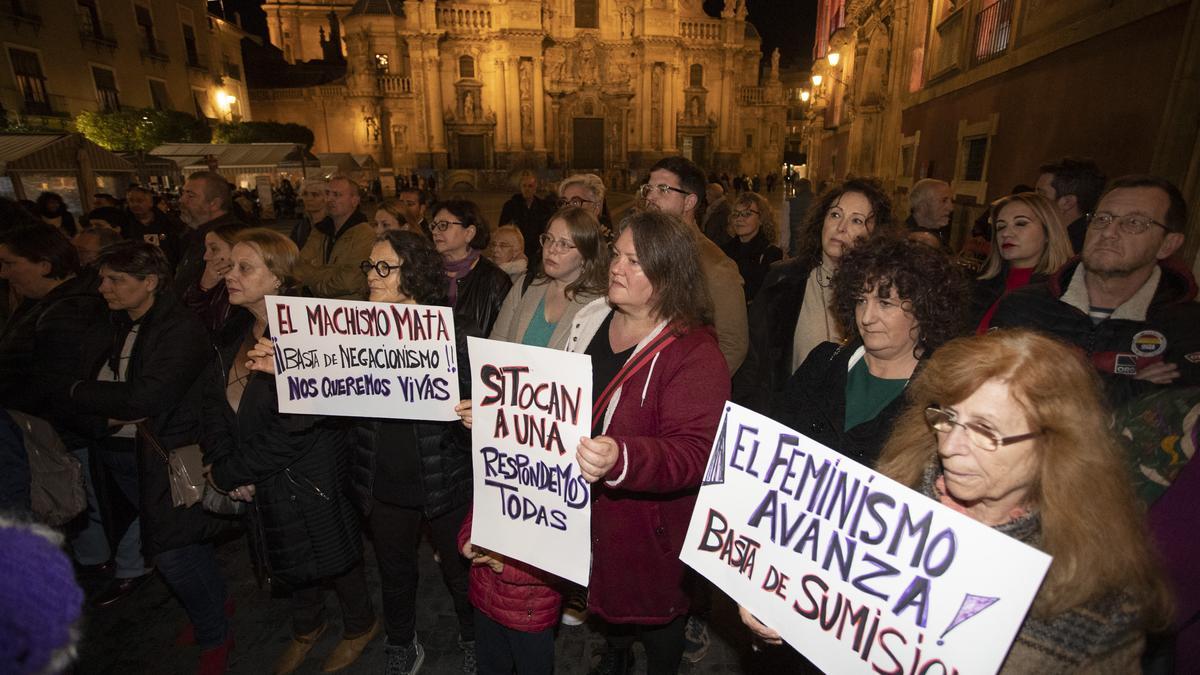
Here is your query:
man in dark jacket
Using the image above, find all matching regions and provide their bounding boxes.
[904,178,953,248]
[173,171,241,297]
[124,186,185,266]
[498,171,554,260]
[1035,157,1106,254]
[993,175,1199,405]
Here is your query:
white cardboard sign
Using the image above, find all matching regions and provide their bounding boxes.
[467,337,593,586]
[681,402,1052,675]
[265,296,459,421]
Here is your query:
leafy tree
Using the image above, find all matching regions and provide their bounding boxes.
[211,121,314,150]
[74,108,210,151]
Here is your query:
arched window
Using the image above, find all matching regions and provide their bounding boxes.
[459,55,475,79]
[575,0,598,28]
[689,64,703,87]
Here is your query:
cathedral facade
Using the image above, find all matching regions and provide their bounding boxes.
[252,0,785,188]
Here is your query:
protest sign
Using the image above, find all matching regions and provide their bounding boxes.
[265,295,459,421]
[681,403,1052,675]
[467,337,593,586]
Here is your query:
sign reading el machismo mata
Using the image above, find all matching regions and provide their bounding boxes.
[681,403,1052,675]
[265,296,460,421]
[467,337,593,586]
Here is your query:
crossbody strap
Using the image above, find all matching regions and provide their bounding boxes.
[592,326,679,424]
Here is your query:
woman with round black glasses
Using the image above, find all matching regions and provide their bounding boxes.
[429,198,512,335]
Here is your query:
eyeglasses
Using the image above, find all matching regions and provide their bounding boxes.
[360,260,402,277]
[430,219,465,233]
[557,196,596,209]
[638,183,690,198]
[924,406,1040,452]
[1088,212,1167,235]
[539,233,576,252]
[731,209,760,219]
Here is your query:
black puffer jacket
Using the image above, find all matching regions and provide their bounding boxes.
[0,274,106,429]
[201,312,362,587]
[773,340,913,469]
[737,257,816,414]
[455,256,512,336]
[992,258,1200,405]
[968,266,1047,330]
[67,292,227,558]
[350,312,479,519]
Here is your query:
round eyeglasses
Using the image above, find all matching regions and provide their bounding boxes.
[360,260,402,277]
[539,233,576,252]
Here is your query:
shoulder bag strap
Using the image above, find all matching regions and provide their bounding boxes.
[592,325,680,424]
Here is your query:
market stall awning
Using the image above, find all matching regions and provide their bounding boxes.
[0,133,136,173]
[151,143,319,169]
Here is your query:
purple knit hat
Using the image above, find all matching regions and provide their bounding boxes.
[0,523,84,674]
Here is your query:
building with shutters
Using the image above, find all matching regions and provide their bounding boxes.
[251,0,786,188]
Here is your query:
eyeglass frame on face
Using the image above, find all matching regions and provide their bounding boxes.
[638,183,690,198]
[539,233,577,252]
[557,196,596,209]
[923,405,1041,452]
[731,208,760,219]
[1088,211,1167,235]
[360,259,403,278]
[430,219,466,233]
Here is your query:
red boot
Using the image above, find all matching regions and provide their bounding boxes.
[176,597,237,646]
[197,632,234,675]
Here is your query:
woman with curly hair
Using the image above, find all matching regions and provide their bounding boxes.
[720,191,783,302]
[741,178,893,414]
[772,235,968,468]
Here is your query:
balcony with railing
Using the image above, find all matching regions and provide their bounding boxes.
[437,6,493,32]
[80,20,117,48]
[1,3,41,31]
[972,0,1014,65]
[377,75,413,95]
[22,93,69,117]
[140,38,169,62]
[680,19,721,42]
[737,86,781,106]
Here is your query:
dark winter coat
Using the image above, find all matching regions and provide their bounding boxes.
[720,230,783,303]
[201,312,363,587]
[499,194,555,260]
[0,275,106,432]
[773,340,911,469]
[968,267,1047,330]
[992,258,1200,405]
[349,312,479,519]
[738,256,817,414]
[458,508,563,633]
[455,256,512,337]
[173,212,243,298]
[126,210,186,267]
[67,291,226,558]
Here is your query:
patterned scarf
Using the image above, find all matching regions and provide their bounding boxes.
[444,248,481,306]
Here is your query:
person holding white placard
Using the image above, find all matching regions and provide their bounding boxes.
[202,229,376,675]
[742,329,1172,672]
[565,211,730,674]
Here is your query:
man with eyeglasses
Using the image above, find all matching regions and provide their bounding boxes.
[641,157,748,376]
[499,171,554,260]
[295,175,375,300]
[992,174,1199,403]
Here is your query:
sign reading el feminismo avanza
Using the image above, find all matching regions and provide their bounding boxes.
[467,337,593,586]
[681,403,1052,675]
[265,296,460,421]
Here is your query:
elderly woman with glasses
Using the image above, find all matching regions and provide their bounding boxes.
[430,198,512,335]
[743,330,1171,671]
[489,206,610,349]
[720,191,783,302]
[558,172,614,232]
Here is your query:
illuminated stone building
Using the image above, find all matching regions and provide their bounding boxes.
[250,0,786,187]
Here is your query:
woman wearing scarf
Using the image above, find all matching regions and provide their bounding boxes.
[429,198,512,335]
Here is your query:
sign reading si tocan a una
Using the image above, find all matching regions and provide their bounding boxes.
[265,295,460,421]
[681,403,1052,675]
[467,337,593,586]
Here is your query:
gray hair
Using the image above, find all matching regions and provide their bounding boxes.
[909,178,949,211]
[558,173,606,204]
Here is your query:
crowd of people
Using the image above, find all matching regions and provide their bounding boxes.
[0,151,1196,675]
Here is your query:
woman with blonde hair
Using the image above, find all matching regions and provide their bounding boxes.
[720,191,783,302]
[489,206,609,349]
[876,329,1170,671]
[972,192,1072,332]
[202,228,377,674]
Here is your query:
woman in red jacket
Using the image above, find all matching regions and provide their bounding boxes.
[567,211,731,674]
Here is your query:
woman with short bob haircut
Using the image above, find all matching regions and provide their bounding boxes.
[490,206,610,349]
[429,198,512,335]
[562,210,728,672]
[875,329,1171,671]
[972,192,1073,332]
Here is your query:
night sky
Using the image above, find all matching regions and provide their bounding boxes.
[221,0,814,66]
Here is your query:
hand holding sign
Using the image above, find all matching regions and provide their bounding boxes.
[577,436,619,483]
[246,336,275,374]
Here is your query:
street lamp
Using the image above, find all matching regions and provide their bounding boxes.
[827,51,840,67]
[800,89,810,102]
[216,90,237,120]
[811,74,823,87]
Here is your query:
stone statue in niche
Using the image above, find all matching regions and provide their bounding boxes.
[771,48,780,80]
[463,91,475,121]
[546,45,568,82]
[651,64,663,150]
[688,96,700,119]
[519,59,534,149]
[621,6,634,38]
[577,44,599,85]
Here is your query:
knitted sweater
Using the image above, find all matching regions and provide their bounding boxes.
[919,465,1146,673]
